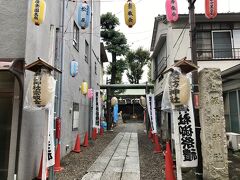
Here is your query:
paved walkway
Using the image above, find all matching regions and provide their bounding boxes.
[81,132,140,180]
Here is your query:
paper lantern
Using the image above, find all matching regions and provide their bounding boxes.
[205,0,217,19]
[87,88,93,99]
[111,97,118,106]
[77,1,91,29]
[31,72,55,107]
[31,0,46,26]
[168,71,190,106]
[139,96,146,108]
[81,81,88,95]
[124,0,136,28]
[165,0,179,22]
[70,60,78,77]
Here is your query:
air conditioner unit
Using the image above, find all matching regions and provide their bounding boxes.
[226,132,240,151]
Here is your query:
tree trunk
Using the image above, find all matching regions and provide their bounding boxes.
[110,52,117,84]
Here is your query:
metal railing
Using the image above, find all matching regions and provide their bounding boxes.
[196,48,240,60]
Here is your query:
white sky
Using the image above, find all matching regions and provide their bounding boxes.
[100,0,240,83]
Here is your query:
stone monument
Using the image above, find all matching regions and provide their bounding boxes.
[199,68,229,179]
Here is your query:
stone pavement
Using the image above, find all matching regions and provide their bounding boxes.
[81,132,140,180]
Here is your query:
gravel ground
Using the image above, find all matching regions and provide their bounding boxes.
[56,126,120,180]
[56,120,166,180]
[55,120,240,180]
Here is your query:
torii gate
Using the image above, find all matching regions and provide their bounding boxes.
[100,83,154,130]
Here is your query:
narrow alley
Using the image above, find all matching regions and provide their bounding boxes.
[55,119,240,180]
[56,120,164,180]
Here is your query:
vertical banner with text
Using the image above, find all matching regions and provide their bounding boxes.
[93,90,101,129]
[146,94,157,133]
[173,96,198,167]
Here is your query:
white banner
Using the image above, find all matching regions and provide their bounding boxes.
[47,105,55,167]
[146,94,157,133]
[46,80,56,167]
[173,95,198,168]
[93,90,101,129]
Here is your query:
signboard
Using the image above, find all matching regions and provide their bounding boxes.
[173,96,198,168]
[93,90,101,129]
[146,94,157,133]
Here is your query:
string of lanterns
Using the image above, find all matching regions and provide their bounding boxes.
[31,0,218,28]
[165,0,218,23]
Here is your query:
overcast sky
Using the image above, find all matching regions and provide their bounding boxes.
[100,0,240,83]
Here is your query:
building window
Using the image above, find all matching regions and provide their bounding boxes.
[73,22,79,51]
[85,40,89,63]
[72,102,79,131]
[224,90,240,133]
[95,62,97,75]
[212,31,233,59]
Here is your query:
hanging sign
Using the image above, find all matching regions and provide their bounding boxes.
[77,1,91,29]
[205,0,217,19]
[93,90,101,129]
[70,60,78,77]
[173,96,198,167]
[169,70,190,107]
[31,0,46,26]
[124,0,136,28]
[146,94,157,133]
[165,0,179,22]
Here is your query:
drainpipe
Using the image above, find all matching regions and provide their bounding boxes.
[59,0,65,120]
[88,0,93,136]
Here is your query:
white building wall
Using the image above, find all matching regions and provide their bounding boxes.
[0,0,100,179]
[153,21,240,97]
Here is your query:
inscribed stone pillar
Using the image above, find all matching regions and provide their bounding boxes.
[199,68,229,180]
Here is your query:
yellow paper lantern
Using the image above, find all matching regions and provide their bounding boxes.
[31,73,55,107]
[124,0,136,28]
[81,81,88,95]
[168,71,190,106]
[31,0,46,26]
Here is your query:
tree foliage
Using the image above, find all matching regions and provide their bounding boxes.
[125,47,150,84]
[106,59,127,83]
[100,12,129,85]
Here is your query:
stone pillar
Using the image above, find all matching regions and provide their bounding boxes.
[199,68,229,180]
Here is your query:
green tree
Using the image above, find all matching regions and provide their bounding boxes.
[106,59,127,83]
[106,59,127,94]
[125,47,150,84]
[100,12,129,85]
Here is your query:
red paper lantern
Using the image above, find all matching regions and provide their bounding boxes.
[205,0,217,19]
[165,0,179,22]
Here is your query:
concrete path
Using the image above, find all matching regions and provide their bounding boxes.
[81,132,140,180]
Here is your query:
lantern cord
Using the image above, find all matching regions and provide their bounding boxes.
[173,28,187,61]
[61,29,153,35]
[173,22,188,48]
